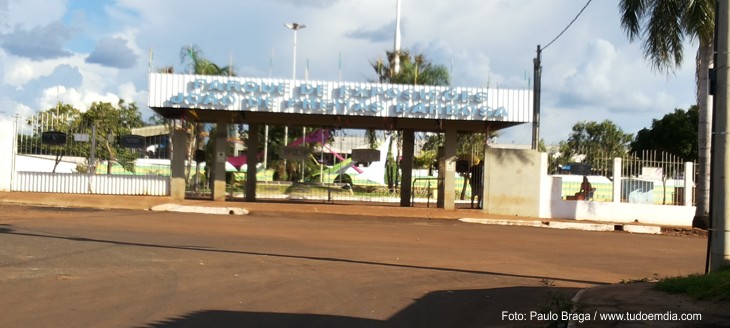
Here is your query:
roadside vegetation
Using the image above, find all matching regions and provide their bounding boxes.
[655,266,730,302]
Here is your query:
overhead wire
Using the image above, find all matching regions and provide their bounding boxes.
[543,0,593,51]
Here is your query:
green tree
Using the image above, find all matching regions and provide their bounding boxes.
[369,50,450,192]
[631,106,698,161]
[418,132,496,199]
[79,100,144,174]
[557,120,633,175]
[23,103,83,172]
[619,0,713,228]
[178,45,237,187]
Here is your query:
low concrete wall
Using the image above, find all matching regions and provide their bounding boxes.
[541,176,694,227]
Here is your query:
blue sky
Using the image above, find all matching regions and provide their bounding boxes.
[0,0,697,145]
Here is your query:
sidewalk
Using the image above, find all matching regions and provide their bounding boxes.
[0,191,676,234]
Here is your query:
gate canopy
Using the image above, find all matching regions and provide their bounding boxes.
[148,73,533,132]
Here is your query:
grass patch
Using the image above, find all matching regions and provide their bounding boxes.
[655,266,730,302]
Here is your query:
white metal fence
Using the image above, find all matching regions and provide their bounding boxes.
[12,172,169,195]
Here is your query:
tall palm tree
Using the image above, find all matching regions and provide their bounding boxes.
[179,45,236,189]
[370,50,450,192]
[619,0,714,229]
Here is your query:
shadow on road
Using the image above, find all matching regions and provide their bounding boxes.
[140,286,580,328]
[0,224,606,286]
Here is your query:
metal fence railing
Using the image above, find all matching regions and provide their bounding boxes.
[551,150,695,206]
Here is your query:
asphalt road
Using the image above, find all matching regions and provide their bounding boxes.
[0,204,706,327]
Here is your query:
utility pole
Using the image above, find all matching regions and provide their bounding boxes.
[393,0,402,74]
[710,0,730,272]
[532,45,542,150]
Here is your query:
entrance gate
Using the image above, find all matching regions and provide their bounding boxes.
[149,73,533,209]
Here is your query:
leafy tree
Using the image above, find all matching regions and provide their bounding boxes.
[418,132,496,199]
[557,120,633,175]
[631,106,698,161]
[79,100,144,174]
[21,101,143,174]
[619,0,713,228]
[22,103,83,172]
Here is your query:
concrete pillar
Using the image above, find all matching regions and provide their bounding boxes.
[246,124,259,202]
[212,120,228,201]
[684,162,693,207]
[437,128,457,210]
[612,158,621,203]
[170,129,187,200]
[400,129,415,207]
[711,0,730,271]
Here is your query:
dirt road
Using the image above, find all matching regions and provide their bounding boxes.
[0,204,705,327]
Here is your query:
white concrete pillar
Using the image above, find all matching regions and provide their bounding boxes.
[437,127,457,210]
[613,157,621,203]
[684,162,693,206]
[0,121,15,191]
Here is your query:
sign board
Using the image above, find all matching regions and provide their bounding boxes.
[216,151,226,163]
[569,163,591,176]
[73,133,89,142]
[352,149,380,162]
[455,160,470,173]
[148,73,533,123]
[281,146,310,161]
[119,135,145,149]
[641,167,663,181]
[41,131,67,145]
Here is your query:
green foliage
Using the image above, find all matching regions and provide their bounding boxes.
[655,266,730,302]
[631,106,698,161]
[557,120,632,171]
[23,100,144,174]
[372,50,450,86]
[416,132,496,169]
[180,45,236,76]
[368,50,451,189]
[79,100,144,173]
[619,0,713,73]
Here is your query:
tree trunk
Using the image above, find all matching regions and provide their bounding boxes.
[693,42,713,229]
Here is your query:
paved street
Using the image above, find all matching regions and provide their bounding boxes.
[0,204,705,327]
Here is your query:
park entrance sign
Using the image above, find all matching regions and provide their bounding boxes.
[148,72,534,209]
[148,73,532,126]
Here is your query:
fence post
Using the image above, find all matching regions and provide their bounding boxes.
[684,162,694,206]
[613,157,621,203]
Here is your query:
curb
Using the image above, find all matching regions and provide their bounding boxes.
[150,204,249,215]
[458,218,662,234]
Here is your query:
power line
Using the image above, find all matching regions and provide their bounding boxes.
[543,0,593,51]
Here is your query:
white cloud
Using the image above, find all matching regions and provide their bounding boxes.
[0,0,703,145]
[0,0,65,32]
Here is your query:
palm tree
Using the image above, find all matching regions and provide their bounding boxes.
[179,45,236,189]
[619,0,713,229]
[370,50,450,192]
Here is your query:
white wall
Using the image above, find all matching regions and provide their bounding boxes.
[0,121,14,191]
[541,176,695,227]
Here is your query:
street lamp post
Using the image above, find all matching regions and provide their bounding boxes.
[285,22,305,180]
